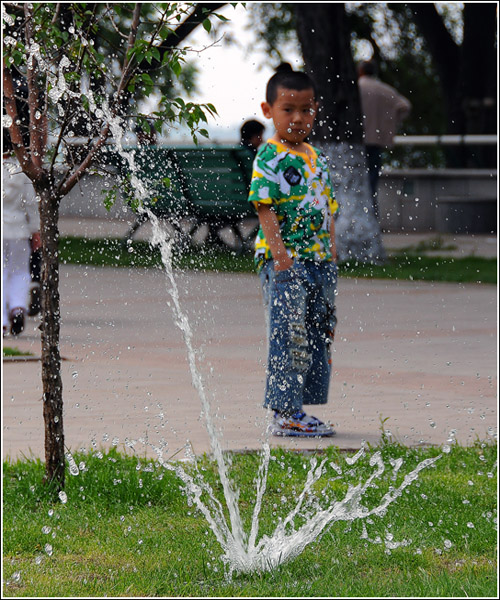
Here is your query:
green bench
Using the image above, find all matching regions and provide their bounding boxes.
[117,145,258,250]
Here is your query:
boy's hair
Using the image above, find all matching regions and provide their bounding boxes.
[266,62,317,105]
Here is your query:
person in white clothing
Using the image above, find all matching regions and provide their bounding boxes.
[2,147,41,336]
[357,60,411,219]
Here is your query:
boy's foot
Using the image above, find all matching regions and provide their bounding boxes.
[270,410,336,437]
[10,308,25,336]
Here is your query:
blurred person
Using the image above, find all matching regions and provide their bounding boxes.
[2,138,41,336]
[240,119,265,155]
[357,59,411,219]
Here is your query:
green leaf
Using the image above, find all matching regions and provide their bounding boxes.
[140,119,151,134]
[171,59,182,77]
[102,188,117,211]
[202,18,212,33]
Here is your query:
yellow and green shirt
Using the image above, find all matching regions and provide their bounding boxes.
[248,140,338,271]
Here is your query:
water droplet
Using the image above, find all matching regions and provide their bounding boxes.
[66,452,79,476]
[444,539,452,549]
[8,571,21,584]
[466,522,475,528]
[42,526,51,534]
[44,543,53,556]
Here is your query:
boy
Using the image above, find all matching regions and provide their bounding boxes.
[249,63,339,437]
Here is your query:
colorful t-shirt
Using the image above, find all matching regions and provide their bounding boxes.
[248,140,338,271]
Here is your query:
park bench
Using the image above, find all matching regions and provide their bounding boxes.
[117,145,259,251]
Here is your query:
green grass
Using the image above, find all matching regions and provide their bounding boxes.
[339,254,497,283]
[59,236,497,284]
[3,442,497,597]
[3,346,33,357]
[59,236,255,273]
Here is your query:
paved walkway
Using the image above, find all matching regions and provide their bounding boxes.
[2,219,497,459]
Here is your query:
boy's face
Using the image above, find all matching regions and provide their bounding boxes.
[261,86,318,145]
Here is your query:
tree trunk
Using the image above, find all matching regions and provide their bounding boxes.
[294,3,386,264]
[295,3,363,143]
[322,142,386,264]
[36,180,65,491]
[459,3,497,167]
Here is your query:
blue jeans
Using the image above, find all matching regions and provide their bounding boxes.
[259,259,338,414]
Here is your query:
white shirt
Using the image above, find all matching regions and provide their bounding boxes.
[2,157,40,240]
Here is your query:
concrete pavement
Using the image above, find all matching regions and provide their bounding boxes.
[2,221,498,459]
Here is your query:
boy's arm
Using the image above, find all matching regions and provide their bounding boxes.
[328,215,338,342]
[330,215,337,263]
[256,203,293,272]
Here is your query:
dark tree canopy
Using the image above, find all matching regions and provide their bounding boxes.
[247,2,497,168]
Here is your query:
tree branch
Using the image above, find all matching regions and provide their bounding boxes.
[116,2,142,97]
[49,7,95,178]
[141,3,226,73]
[2,63,42,179]
[24,2,47,169]
[59,3,143,196]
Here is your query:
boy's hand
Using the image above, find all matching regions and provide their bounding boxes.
[256,204,293,272]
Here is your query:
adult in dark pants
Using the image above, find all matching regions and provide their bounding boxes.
[357,60,411,220]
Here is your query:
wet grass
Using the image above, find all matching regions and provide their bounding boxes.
[3,442,497,597]
[2,346,33,357]
[58,236,497,284]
